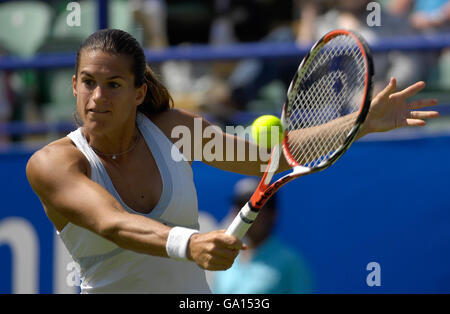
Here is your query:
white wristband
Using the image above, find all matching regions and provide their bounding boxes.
[166,226,199,261]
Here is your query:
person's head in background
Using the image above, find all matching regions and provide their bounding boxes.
[231,177,278,248]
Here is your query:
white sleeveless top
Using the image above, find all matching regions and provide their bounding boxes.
[60,112,211,294]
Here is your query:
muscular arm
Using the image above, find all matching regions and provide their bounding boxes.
[26,143,243,269]
[26,144,171,257]
[163,109,290,176]
[198,119,289,176]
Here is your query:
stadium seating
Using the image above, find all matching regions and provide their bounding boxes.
[0,1,52,58]
[439,50,450,90]
[40,0,139,125]
[52,0,136,41]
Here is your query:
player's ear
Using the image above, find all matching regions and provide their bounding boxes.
[136,82,147,107]
[72,75,77,97]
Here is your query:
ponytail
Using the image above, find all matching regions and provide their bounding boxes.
[138,65,174,115]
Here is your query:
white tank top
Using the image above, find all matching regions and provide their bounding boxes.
[61,112,211,293]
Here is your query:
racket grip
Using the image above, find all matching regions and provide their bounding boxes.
[225,202,259,240]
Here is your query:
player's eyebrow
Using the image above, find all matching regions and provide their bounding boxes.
[80,71,125,80]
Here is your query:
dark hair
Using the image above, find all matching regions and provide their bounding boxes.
[75,29,173,116]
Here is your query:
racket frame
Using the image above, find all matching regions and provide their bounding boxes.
[226,29,374,240]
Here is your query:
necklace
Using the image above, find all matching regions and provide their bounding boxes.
[90,131,141,160]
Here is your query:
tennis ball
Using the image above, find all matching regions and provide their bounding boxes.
[251,115,284,148]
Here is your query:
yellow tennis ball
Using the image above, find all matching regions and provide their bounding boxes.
[251,115,284,148]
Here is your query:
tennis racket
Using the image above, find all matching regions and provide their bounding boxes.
[226,29,374,240]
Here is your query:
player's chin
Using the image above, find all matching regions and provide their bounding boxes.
[82,116,111,134]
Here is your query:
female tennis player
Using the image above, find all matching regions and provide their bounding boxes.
[26,29,438,293]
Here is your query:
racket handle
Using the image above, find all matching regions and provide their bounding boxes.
[225,202,259,240]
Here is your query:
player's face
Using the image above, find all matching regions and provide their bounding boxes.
[73,50,146,134]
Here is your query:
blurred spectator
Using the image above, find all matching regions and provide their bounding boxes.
[212,177,314,294]
[131,1,217,114]
[131,0,300,118]
[388,0,450,90]
[130,0,169,49]
[218,0,294,43]
[297,0,426,94]
[209,0,236,46]
[294,0,332,44]
[389,0,450,33]
[0,71,13,144]
[166,0,215,46]
[0,45,19,144]
[218,0,300,113]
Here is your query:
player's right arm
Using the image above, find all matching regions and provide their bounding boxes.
[26,142,173,256]
[25,141,242,270]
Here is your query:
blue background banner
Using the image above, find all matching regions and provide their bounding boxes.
[1,135,450,293]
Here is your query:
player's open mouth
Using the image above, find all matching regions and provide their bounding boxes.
[88,109,110,114]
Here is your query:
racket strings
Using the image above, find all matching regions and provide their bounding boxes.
[288,71,355,165]
[285,34,367,167]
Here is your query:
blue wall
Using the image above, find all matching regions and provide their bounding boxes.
[1,135,450,293]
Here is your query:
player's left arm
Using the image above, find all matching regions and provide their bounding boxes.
[358,78,439,139]
[158,108,290,176]
[197,119,291,176]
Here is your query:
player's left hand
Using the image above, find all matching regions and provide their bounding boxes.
[360,77,439,137]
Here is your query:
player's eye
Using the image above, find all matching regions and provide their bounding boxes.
[108,82,121,89]
[82,79,95,88]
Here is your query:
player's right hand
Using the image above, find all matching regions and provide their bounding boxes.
[187,230,247,271]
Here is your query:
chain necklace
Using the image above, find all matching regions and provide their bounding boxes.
[89,131,141,160]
